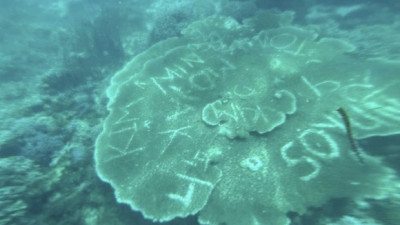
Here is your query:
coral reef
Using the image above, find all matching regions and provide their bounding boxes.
[95,10,400,225]
[0,157,44,225]
[1,1,399,225]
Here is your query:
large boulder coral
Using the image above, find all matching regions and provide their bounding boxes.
[95,11,400,225]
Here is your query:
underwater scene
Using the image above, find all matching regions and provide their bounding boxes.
[1,0,400,225]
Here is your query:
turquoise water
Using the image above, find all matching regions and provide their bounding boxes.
[1,1,399,225]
